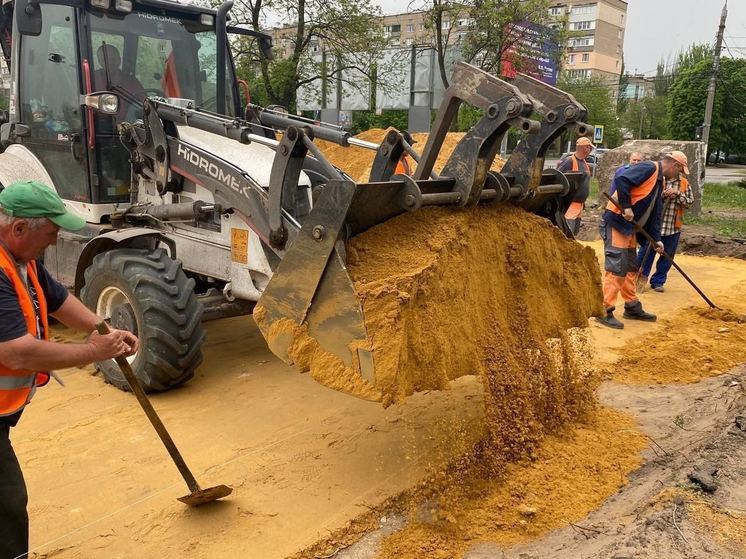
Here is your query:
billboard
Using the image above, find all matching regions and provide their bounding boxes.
[500,21,560,85]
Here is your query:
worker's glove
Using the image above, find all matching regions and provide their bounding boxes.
[654,241,665,254]
[623,208,634,221]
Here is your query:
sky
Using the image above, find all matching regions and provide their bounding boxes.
[374,0,746,75]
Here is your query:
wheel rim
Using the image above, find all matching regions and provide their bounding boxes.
[96,286,139,365]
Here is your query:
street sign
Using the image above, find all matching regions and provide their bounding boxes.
[594,125,604,144]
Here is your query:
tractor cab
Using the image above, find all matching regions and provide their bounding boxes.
[0,0,255,220]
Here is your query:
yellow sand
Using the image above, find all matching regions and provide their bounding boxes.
[611,306,746,384]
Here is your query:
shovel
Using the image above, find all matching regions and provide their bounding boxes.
[602,193,718,309]
[96,322,232,506]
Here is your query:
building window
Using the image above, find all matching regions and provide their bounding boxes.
[407,24,414,33]
[568,54,576,65]
[572,21,594,30]
[566,69,591,79]
[582,53,589,63]
[549,7,562,16]
[571,5,595,15]
[390,38,400,46]
[442,20,450,30]
[457,32,467,43]
[405,38,413,46]
[569,36,594,47]
[383,24,401,35]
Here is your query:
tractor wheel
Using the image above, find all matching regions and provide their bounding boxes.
[81,247,205,392]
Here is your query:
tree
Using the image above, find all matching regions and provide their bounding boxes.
[668,56,746,155]
[417,0,562,90]
[230,0,386,111]
[616,60,629,114]
[558,74,620,147]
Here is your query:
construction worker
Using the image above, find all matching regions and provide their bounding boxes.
[0,181,138,559]
[395,131,417,176]
[609,152,644,196]
[596,151,689,329]
[557,136,593,234]
[636,168,693,292]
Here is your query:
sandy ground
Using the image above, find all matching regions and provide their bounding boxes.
[15,242,746,558]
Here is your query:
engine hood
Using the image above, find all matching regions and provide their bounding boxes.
[176,126,311,188]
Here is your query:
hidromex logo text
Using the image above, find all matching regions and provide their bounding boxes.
[177,144,241,191]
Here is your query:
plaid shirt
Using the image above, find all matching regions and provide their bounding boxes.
[660,177,694,236]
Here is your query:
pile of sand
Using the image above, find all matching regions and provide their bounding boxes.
[611,305,746,384]
[258,204,603,409]
[378,408,647,558]
[316,128,506,182]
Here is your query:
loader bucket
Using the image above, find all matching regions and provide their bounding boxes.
[253,64,593,401]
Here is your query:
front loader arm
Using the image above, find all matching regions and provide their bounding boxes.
[121,99,302,256]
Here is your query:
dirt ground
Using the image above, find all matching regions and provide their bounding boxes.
[15,244,746,558]
[576,206,746,259]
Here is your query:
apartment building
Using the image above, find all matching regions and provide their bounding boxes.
[551,0,627,84]
[619,74,656,100]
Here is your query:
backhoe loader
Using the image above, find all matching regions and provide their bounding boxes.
[0,0,591,393]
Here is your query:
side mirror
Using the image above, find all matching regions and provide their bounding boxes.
[258,37,274,61]
[16,0,42,36]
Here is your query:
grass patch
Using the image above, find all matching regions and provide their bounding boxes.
[589,177,599,199]
[686,215,746,238]
[701,181,746,209]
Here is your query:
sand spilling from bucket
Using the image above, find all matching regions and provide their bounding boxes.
[611,305,746,384]
[256,204,603,406]
[315,128,506,182]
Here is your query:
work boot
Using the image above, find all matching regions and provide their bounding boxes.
[596,307,624,329]
[623,300,657,322]
[652,285,665,293]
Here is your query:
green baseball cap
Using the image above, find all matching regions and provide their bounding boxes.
[0,180,86,231]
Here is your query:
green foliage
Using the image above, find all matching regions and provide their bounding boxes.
[685,215,746,238]
[700,181,746,209]
[683,179,746,239]
[668,56,746,154]
[231,0,385,111]
[557,75,620,147]
[462,0,560,74]
[349,110,409,135]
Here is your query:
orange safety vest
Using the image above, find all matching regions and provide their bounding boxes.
[674,176,690,230]
[569,154,589,174]
[606,163,660,214]
[395,155,412,176]
[0,246,50,417]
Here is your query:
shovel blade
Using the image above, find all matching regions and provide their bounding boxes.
[177,484,233,506]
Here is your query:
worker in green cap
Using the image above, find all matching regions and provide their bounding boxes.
[0,180,139,559]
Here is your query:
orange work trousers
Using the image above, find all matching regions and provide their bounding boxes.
[600,220,639,309]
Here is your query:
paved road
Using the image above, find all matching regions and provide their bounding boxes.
[704,164,746,183]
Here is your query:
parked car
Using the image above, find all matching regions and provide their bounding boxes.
[709,150,726,164]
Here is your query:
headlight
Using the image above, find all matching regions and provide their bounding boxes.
[115,0,133,12]
[81,92,120,115]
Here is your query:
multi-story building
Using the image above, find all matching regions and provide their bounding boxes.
[550,0,627,84]
[619,74,656,100]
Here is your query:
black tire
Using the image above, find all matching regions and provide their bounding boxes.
[81,247,205,392]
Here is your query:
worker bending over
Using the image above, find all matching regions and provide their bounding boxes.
[597,151,689,329]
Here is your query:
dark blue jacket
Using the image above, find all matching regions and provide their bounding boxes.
[603,161,663,242]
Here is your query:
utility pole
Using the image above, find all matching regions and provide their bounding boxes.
[701,1,728,151]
